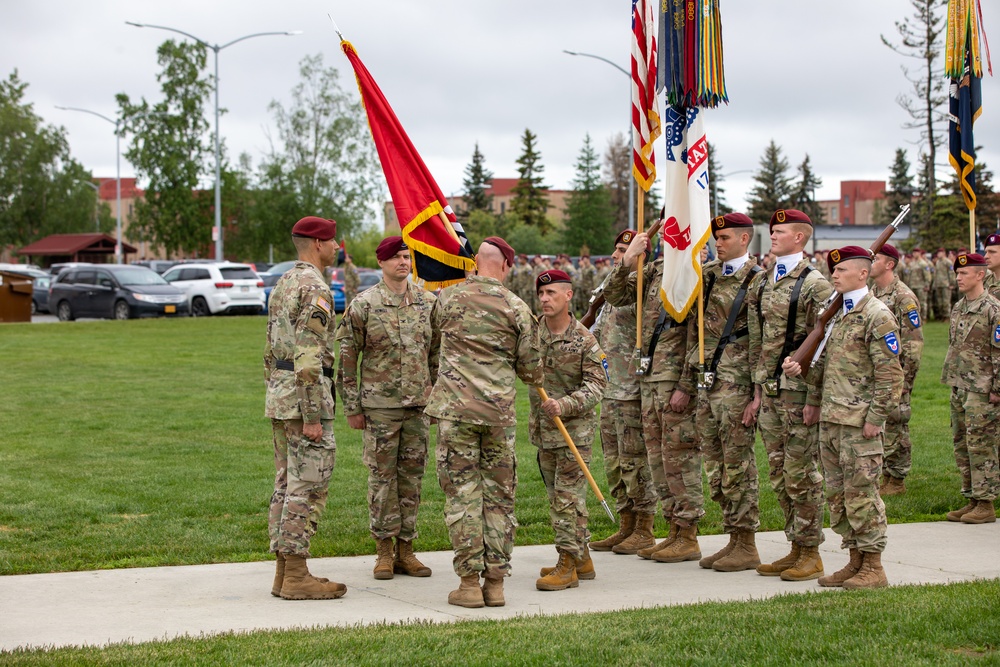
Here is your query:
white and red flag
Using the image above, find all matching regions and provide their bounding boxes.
[659,106,711,321]
[631,0,660,192]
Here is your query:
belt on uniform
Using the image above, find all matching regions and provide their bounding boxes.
[274,359,333,378]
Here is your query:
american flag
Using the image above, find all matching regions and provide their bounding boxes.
[631,0,660,192]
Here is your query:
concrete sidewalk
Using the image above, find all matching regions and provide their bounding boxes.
[2,521,998,651]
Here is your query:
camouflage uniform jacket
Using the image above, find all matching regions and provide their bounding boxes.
[425,275,543,426]
[577,264,598,297]
[264,261,337,422]
[594,298,641,401]
[905,257,932,290]
[686,257,759,386]
[335,280,438,415]
[941,291,1000,395]
[932,258,952,288]
[603,258,695,392]
[985,272,1000,300]
[872,276,924,388]
[529,317,608,449]
[343,263,360,297]
[747,258,833,401]
[808,293,904,429]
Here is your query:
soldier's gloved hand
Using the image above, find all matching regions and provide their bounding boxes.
[862,422,883,439]
[346,414,366,430]
[669,389,690,413]
[302,421,324,442]
[542,398,562,418]
[802,405,820,426]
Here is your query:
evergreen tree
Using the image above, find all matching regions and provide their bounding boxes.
[883,148,915,225]
[943,149,999,246]
[562,134,613,254]
[790,154,824,224]
[510,128,551,234]
[460,143,493,217]
[707,140,731,217]
[746,140,793,223]
[602,132,631,233]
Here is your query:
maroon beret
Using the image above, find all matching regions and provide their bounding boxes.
[483,236,515,267]
[536,269,573,292]
[954,253,988,270]
[827,245,873,272]
[878,244,901,263]
[985,233,1000,247]
[291,216,337,240]
[712,212,754,236]
[769,208,812,230]
[375,236,407,262]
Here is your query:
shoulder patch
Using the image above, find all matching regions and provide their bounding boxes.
[600,352,610,381]
[316,296,332,315]
[307,306,330,335]
[883,330,900,355]
[906,306,921,328]
[994,322,1000,343]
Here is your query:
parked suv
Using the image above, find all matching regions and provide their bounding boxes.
[50,264,188,320]
[161,262,265,316]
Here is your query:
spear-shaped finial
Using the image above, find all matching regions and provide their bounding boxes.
[327,13,344,41]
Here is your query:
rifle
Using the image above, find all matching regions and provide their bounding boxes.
[788,204,911,373]
[579,212,666,329]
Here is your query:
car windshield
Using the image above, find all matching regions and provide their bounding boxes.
[116,268,168,286]
[220,267,258,280]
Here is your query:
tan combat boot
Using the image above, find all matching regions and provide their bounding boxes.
[946,500,977,522]
[373,538,395,580]
[879,472,891,491]
[589,509,635,551]
[271,552,286,597]
[394,539,432,577]
[448,574,485,608]
[536,551,579,591]
[612,512,655,555]
[481,577,505,607]
[638,523,678,560]
[881,476,906,497]
[779,545,824,581]
[540,544,596,580]
[756,543,800,576]
[961,499,997,524]
[699,533,736,569]
[712,530,761,572]
[818,548,863,587]
[279,555,347,600]
[653,524,701,563]
[843,551,889,590]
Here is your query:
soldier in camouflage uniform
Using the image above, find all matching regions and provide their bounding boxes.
[426,237,543,608]
[788,245,903,590]
[336,236,438,581]
[343,255,360,308]
[871,244,923,496]
[905,248,933,323]
[984,234,1000,299]
[941,252,1000,525]
[605,229,698,558]
[264,216,347,600]
[530,269,608,591]
[679,214,761,567]
[575,254,598,317]
[589,235,657,554]
[748,209,832,580]
[511,254,534,306]
[932,248,953,321]
[595,258,611,288]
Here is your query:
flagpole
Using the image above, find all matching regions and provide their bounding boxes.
[698,276,705,369]
[437,211,462,244]
[970,209,976,250]
[635,187,645,354]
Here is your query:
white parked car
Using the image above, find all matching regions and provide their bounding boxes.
[161,262,264,316]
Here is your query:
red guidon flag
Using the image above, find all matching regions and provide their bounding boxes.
[632,0,661,192]
[341,40,476,288]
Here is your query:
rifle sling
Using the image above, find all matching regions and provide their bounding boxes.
[708,265,762,374]
[771,266,813,381]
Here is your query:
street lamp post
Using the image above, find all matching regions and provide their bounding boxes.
[126,22,301,261]
[563,50,636,231]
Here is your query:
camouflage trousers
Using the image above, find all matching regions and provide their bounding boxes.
[599,398,656,514]
[269,418,337,557]
[758,391,825,546]
[932,287,952,320]
[699,382,759,533]
[884,389,913,480]
[950,388,1000,501]
[819,422,887,553]
[362,407,429,541]
[537,445,590,559]
[641,380,702,527]
[436,419,518,579]
[916,286,931,322]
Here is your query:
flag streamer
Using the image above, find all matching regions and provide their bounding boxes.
[660,0,728,109]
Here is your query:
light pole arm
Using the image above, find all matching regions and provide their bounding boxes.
[220,31,302,50]
[563,50,629,78]
[55,106,117,129]
[126,22,209,48]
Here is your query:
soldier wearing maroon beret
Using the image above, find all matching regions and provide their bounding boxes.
[932,247,953,321]
[984,234,1000,299]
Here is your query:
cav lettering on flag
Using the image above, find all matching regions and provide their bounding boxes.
[659,106,711,322]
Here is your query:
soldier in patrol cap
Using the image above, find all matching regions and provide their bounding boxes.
[984,234,1000,299]
[745,208,833,580]
[264,215,347,600]
[786,245,903,589]
[941,252,1000,525]
[336,236,438,581]
[531,269,608,590]
[870,244,923,496]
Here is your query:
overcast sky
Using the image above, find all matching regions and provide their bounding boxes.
[3,1,998,225]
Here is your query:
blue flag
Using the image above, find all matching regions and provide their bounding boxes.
[949,47,982,211]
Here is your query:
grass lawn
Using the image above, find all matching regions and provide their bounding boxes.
[0,317,962,575]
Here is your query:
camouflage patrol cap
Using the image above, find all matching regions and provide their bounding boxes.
[954,252,987,270]
[712,212,754,237]
[536,269,572,292]
[828,245,872,272]
[375,236,407,261]
[878,244,901,263]
[291,216,337,240]
[769,208,812,230]
[985,233,1000,247]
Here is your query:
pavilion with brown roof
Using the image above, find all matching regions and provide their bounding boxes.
[18,234,137,267]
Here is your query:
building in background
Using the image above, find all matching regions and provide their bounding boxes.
[816,180,887,227]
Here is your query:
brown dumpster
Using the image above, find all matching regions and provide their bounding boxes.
[0,270,34,323]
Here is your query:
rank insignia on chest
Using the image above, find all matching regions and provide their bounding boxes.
[884,331,900,355]
[907,308,921,328]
